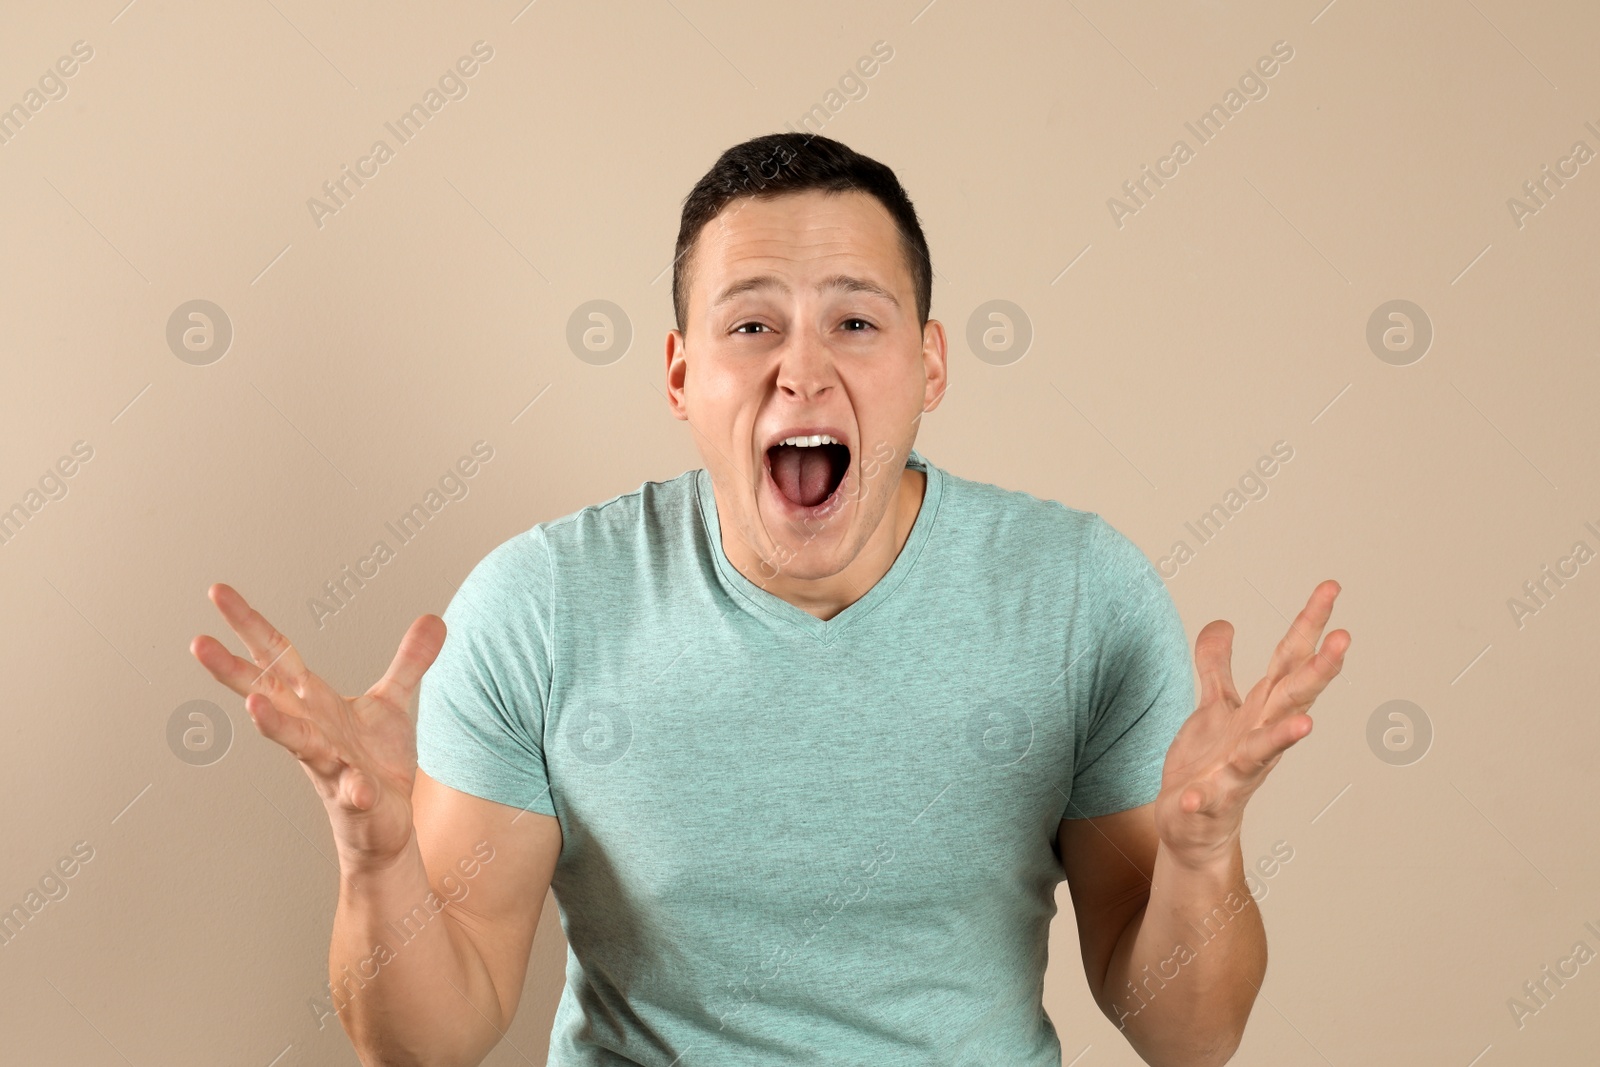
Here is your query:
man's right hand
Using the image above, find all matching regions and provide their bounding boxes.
[189,582,446,872]
[192,580,560,1063]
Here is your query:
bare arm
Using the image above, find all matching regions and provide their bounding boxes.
[192,584,560,1067]
[330,774,561,1066]
[1060,580,1349,1066]
[1060,806,1261,1067]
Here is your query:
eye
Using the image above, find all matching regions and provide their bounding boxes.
[732,321,770,334]
[841,318,875,332]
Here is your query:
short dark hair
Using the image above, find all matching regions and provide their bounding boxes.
[672,132,933,335]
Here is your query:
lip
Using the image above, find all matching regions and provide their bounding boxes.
[760,425,855,525]
[760,425,852,454]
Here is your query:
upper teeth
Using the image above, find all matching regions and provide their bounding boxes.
[779,434,840,447]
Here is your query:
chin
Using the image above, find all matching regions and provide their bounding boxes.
[773,540,853,581]
[734,430,903,585]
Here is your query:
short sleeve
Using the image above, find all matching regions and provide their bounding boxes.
[1061,516,1195,821]
[415,526,558,817]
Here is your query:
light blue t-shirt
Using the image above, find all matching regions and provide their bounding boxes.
[416,448,1195,1066]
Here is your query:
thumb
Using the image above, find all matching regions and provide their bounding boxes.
[371,614,447,708]
[338,765,381,812]
[1179,778,1213,816]
[1194,619,1240,709]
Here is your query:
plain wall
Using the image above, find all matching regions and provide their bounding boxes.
[1,1,1596,1064]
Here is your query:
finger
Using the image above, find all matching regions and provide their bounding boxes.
[191,633,307,713]
[195,634,334,757]
[1230,713,1313,779]
[1182,714,1312,818]
[1193,619,1241,710]
[245,692,340,777]
[1263,579,1340,686]
[337,765,382,812]
[1178,778,1226,817]
[368,614,448,710]
[192,634,340,775]
[207,583,311,693]
[1267,628,1351,720]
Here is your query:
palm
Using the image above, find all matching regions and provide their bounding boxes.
[190,583,446,867]
[291,677,422,861]
[1152,580,1350,866]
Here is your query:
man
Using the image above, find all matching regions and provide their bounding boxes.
[191,132,1349,1066]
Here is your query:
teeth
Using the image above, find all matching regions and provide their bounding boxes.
[779,434,840,447]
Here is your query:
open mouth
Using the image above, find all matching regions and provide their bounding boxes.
[765,436,852,514]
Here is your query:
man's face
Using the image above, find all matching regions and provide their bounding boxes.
[666,188,947,585]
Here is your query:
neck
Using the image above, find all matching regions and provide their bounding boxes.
[720,465,927,622]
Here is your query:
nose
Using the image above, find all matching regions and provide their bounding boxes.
[774,327,836,403]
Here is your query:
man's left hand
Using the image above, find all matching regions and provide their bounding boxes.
[1153,579,1351,870]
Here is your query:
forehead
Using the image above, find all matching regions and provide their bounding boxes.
[692,188,905,285]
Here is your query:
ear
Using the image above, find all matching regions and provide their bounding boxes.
[920,318,949,414]
[665,328,689,421]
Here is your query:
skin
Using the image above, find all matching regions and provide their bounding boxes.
[190,183,1350,1067]
[191,586,553,1065]
[1062,584,1349,1066]
[665,188,948,620]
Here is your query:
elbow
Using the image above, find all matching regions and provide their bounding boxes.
[1136,1035,1242,1067]
[351,1041,482,1067]
[1124,1009,1249,1067]
[1192,1033,1244,1067]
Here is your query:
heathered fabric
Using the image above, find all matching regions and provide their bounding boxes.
[416,448,1195,1066]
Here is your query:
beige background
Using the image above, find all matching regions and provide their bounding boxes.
[2,0,1596,1064]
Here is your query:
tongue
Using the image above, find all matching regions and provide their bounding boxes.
[771,445,834,507]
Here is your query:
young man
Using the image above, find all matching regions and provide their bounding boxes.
[191,133,1349,1066]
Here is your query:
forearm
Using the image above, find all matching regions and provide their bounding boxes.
[329,835,504,1067]
[1099,841,1264,1067]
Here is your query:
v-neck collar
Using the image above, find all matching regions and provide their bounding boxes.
[694,449,944,645]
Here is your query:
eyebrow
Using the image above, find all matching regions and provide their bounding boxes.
[710,273,901,310]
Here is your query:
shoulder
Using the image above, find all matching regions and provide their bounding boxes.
[541,468,699,546]
[444,525,551,629]
[924,461,1169,620]
[455,469,701,606]
[538,468,701,573]
[931,462,1103,561]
